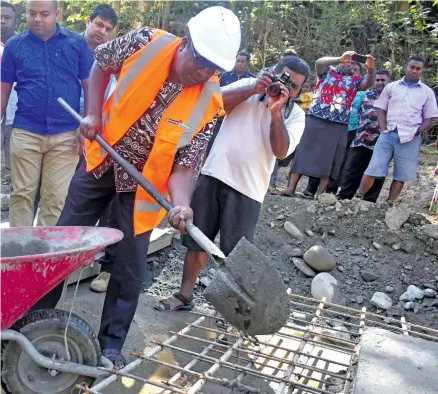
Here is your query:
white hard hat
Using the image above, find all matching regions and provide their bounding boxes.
[187,6,241,72]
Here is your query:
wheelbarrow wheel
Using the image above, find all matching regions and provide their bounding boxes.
[2,309,100,394]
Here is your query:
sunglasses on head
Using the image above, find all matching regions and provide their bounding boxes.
[189,40,224,72]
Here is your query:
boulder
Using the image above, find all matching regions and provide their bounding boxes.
[423,224,438,240]
[304,245,336,272]
[399,285,424,302]
[311,273,342,303]
[385,206,410,231]
[370,292,393,310]
[292,258,316,277]
[360,269,379,282]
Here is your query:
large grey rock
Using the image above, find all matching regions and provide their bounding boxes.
[204,238,289,336]
[292,258,316,277]
[424,289,437,298]
[284,221,304,241]
[360,269,379,282]
[423,224,438,240]
[318,193,337,205]
[385,206,410,231]
[1,194,10,211]
[399,285,424,302]
[311,273,341,303]
[370,292,393,310]
[403,301,415,310]
[304,245,336,272]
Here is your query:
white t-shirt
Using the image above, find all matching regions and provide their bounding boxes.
[202,77,305,203]
[0,42,18,126]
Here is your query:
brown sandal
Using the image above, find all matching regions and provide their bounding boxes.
[154,292,194,311]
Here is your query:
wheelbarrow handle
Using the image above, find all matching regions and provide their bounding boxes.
[57,97,226,260]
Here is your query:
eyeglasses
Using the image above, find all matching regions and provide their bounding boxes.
[190,40,224,72]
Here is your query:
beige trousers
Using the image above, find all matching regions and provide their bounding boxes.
[10,128,79,227]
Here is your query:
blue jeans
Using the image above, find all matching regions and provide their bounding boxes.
[365,130,421,182]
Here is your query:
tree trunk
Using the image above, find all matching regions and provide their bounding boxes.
[58,1,65,24]
[112,0,122,36]
[162,1,173,31]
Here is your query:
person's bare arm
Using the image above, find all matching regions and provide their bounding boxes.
[315,51,356,75]
[167,164,194,233]
[1,82,12,121]
[268,84,290,158]
[415,118,433,136]
[359,55,376,91]
[81,79,90,116]
[222,72,272,112]
[377,109,387,131]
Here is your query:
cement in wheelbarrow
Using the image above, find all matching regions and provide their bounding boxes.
[0,226,124,329]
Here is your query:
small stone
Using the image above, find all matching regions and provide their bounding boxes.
[168,253,175,258]
[399,285,424,302]
[337,265,344,272]
[392,244,401,251]
[209,268,216,276]
[413,304,420,314]
[337,211,345,218]
[284,221,304,241]
[273,205,279,209]
[360,203,369,212]
[403,301,415,310]
[286,247,304,258]
[423,224,438,240]
[356,295,364,304]
[325,206,335,212]
[385,206,411,231]
[199,277,211,287]
[335,201,342,210]
[305,229,315,237]
[0,194,10,211]
[276,214,285,220]
[404,265,413,270]
[307,204,317,214]
[401,242,416,254]
[311,273,342,303]
[424,289,437,298]
[318,193,337,205]
[283,276,290,283]
[385,286,394,293]
[423,283,437,291]
[292,312,308,321]
[370,292,393,310]
[304,245,336,271]
[372,241,381,250]
[360,269,379,282]
[270,222,275,228]
[292,258,316,277]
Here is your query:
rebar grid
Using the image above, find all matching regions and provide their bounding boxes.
[77,293,438,394]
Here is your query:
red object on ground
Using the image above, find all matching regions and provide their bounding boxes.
[0,226,123,329]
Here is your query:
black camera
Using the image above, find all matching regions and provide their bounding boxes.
[266,72,291,97]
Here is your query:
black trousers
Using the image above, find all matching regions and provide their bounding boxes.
[305,130,356,195]
[34,163,151,353]
[337,146,385,202]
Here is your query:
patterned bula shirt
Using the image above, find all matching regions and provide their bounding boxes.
[93,27,215,192]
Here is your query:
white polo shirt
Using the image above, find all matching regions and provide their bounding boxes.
[202,77,305,203]
[0,42,18,126]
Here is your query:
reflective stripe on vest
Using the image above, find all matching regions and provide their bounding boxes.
[135,81,219,215]
[136,191,169,213]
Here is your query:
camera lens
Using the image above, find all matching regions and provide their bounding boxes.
[267,83,281,97]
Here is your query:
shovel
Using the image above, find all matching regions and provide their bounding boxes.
[58,97,290,335]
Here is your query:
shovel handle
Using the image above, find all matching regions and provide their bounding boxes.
[57,98,226,260]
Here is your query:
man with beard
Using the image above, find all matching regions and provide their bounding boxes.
[356,56,438,204]
[336,69,391,202]
[278,51,375,197]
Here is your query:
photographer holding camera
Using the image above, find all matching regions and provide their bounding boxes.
[156,56,309,312]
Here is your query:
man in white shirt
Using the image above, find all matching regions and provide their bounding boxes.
[156,56,308,311]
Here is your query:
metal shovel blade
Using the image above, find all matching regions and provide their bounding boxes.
[204,237,290,335]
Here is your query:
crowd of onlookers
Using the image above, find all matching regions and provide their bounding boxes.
[1,1,437,369]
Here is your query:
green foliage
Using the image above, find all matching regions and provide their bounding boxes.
[8,1,438,90]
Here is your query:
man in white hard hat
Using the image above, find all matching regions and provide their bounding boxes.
[35,6,241,368]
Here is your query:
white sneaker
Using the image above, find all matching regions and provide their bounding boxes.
[90,271,111,293]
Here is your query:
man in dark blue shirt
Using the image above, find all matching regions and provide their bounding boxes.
[0,0,93,227]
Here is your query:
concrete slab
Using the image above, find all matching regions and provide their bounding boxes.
[355,328,438,394]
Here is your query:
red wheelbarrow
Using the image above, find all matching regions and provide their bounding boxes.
[1,226,123,394]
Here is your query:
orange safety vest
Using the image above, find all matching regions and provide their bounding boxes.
[85,29,223,235]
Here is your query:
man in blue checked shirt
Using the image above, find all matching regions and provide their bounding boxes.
[0,0,94,227]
